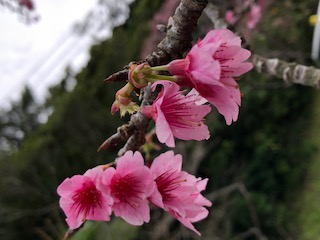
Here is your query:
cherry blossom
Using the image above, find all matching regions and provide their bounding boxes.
[247,4,262,29]
[148,151,212,235]
[99,151,155,225]
[57,167,113,230]
[141,81,211,147]
[225,10,237,25]
[167,29,252,125]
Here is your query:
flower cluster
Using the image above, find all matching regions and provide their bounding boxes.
[111,29,252,147]
[57,151,211,235]
[58,28,252,236]
[166,29,252,125]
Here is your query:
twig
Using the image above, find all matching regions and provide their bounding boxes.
[232,227,268,240]
[103,68,129,83]
[98,84,157,155]
[206,182,261,230]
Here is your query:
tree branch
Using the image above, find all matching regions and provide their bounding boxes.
[97,85,156,155]
[252,54,320,89]
[103,68,129,83]
[146,0,208,66]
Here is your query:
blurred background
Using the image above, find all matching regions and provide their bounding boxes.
[0,0,319,239]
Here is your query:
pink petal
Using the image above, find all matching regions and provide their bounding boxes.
[170,211,202,236]
[223,62,253,77]
[99,167,116,189]
[199,30,222,46]
[171,120,210,141]
[187,45,221,83]
[186,207,209,222]
[155,108,175,147]
[200,81,240,125]
[219,29,242,46]
[115,151,145,175]
[220,77,241,105]
[151,151,182,176]
[83,167,103,183]
[113,199,150,225]
[195,178,209,192]
[85,194,113,222]
[57,175,84,198]
[148,187,164,208]
[186,88,208,105]
[214,45,242,60]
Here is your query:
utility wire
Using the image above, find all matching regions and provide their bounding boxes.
[0,28,84,105]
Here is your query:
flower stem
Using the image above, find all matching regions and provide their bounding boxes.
[150,64,169,71]
[145,75,177,83]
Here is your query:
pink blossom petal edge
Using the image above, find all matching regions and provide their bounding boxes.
[149,151,212,235]
[100,151,155,226]
[57,167,113,230]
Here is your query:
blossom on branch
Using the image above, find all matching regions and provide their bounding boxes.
[141,81,211,148]
[57,150,212,235]
[57,167,113,230]
[148,151,212,236]
[168,29,252,125]
[99,151,155,225]
[247,4,262,29]
[225,10,237,25]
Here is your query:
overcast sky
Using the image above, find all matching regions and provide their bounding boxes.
[0,0,108,110]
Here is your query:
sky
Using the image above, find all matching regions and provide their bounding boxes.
[0,0,113,110]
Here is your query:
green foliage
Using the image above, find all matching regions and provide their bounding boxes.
[0,87,42,154]
[199,70,314,238]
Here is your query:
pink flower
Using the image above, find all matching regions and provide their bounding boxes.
[141,81,211,148]
[99,151,155,225]
[57,167,113,230]
[168,29,252,125]
[148,151,212,235]
[225,10,237,25]
[247,4,262,29]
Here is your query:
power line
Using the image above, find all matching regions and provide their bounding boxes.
[32,35,92,95]
[0,28,84,104]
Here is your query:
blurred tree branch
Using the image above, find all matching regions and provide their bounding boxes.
[252,54,320,89]
[206,182,262,232]
[203,2,320,90]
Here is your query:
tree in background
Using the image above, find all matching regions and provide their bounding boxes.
[0,87,42,154]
